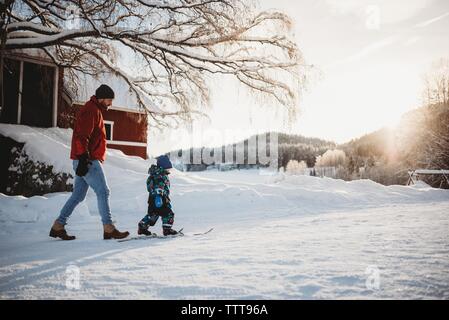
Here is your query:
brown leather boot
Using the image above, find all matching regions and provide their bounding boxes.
[49,221,76,240]
[103,224,130,240]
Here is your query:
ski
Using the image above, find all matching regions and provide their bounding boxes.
[118,228,184,242]
[192,227,214,236]
[118,227,213,242]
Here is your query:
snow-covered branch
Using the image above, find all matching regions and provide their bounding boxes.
[2,0,306,127]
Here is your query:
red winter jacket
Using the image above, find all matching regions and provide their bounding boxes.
[70,96,107,162]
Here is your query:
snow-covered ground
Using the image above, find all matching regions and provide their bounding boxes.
[1,124,449,299]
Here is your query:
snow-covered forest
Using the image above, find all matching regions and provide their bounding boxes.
[335,59,449,187]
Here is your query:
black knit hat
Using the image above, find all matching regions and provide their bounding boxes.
[95,84,115,99]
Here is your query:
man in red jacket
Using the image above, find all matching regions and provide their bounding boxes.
[49,84,129,240]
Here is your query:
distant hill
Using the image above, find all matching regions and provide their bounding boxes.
[339,127,396,159]
[340,103,448,164]
[165,102,448,187]
[167,132,337,170]
[277,132,336,148]
[276,132,336,168]
[338,102,449,187]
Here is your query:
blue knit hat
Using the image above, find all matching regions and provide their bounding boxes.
[156,155,173,169]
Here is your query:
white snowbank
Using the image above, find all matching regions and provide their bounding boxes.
[0,123,448,224]
[0,124,73,173]
[0,123,150,175]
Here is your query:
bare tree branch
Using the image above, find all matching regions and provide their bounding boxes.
[1,0,306,127]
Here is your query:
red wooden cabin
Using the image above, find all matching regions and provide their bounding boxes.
[1,50,148,159]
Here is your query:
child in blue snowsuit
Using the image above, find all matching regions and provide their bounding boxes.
[138,155,178,236]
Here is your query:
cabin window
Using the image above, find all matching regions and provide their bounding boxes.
[104,121,114,141]
[1,57,57,127]
[21,61,55,127]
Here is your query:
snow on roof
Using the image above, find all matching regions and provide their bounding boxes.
[70,71,167,114]
[5,48,56,65]
[410,169,449,175]
[71,72,144,113]
[7,49,162,114]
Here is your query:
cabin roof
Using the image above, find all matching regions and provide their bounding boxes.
[5,49,155,115]
[71,72,147,114]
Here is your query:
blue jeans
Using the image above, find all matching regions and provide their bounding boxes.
[57,160,113,225]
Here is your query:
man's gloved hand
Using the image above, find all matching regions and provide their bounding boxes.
[76,152,91,177]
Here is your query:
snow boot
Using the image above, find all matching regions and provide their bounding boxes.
[49,221,76,240]
[163,227,178,236]
[49,227,76,240]
[103,224,130,240]
[138,222,152,236]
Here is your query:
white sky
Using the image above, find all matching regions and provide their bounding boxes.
[148,0,449,156]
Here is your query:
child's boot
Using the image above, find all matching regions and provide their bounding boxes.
[162,213,176,236]
[163,226,178,236]
[138,221,152,236]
